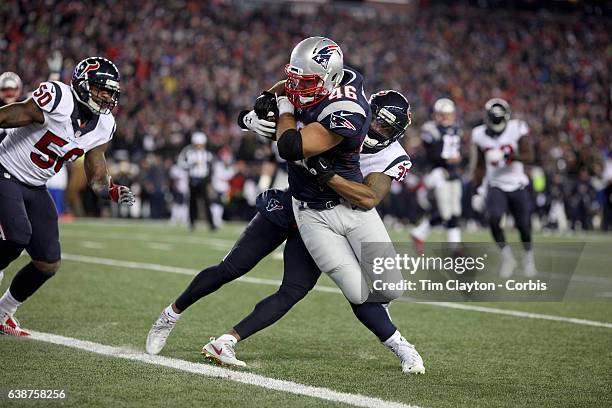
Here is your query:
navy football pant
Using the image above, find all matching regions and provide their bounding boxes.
[174,211,397,342]
[486,186,533,250]
[0,170,61,302]
[0,172,61,264]
[174,213,288,311]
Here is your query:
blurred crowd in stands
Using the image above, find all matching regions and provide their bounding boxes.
[1,0,610,231]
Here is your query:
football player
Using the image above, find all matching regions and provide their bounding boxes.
[147,89,425,374]
[411,98,463,253]
[273,37,405,307]
[0,57,134,336]
[471,98,536,277]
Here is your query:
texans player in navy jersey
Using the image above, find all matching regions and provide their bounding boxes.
[411,98,464,253]
[146,88,425,374]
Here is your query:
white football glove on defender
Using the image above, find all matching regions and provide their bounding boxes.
[242,110,276,139]
[471,184,487,213]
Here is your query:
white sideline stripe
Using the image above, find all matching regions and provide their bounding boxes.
[60,253,612,329]
[27,330,417,408]
[420,302,612,329]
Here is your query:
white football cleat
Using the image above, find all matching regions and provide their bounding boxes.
[499,246,517,278]
[523,250,537,277]
[202,336,246,367]
[0,315,30,337]
[145,309,178,355]
[386,334,425,374]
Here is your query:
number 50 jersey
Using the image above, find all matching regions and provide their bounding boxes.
[0,81,116,187]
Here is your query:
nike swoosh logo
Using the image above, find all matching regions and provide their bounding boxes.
[338,112,352,117]
[211,344,223,355]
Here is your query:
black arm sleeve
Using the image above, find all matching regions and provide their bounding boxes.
[277,128,304,161]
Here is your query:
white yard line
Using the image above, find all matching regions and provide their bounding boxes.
[61,253,612,329]
[61,230,234,250]
[60,230,612,285]
[27,330,417,408]
[79,241,105,249]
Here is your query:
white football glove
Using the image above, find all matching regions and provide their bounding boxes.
[485,148,506,168]
[47,51,63,73]
[471,185,487,213]
[277,96,295,116]
[243,110,276,139]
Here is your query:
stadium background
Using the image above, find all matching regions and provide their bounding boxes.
[1,0,611,230]
[2,2,612,407]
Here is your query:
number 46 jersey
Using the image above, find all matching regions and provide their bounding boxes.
[0,81,116,187]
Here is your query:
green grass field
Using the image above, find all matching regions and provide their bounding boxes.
[1,219,611,407]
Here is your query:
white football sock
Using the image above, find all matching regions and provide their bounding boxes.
[447,227,461,243]
[164,305,181,321]
[383,330,402,348]
[411,219,431,242]
[501,245,515,261]
[218,333,238,345]
[0,270,4,285]
[0,289,21,317]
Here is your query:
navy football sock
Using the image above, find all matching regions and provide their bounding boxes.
[0,241,24,270]
[9,262,54,302]
[350,302,397,342]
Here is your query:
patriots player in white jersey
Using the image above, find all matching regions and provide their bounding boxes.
[147,89,424,374]
[411,98,463,253]
[471,98,536,277]
[0,57,134,336]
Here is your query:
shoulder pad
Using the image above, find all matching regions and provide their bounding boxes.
[98,113,117,143]
[32,81,72,116]
[317,100,367,139]
[421,121,440,142]
[471,125,487,145]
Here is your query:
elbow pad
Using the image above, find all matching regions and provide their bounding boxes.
[277,129,304,161]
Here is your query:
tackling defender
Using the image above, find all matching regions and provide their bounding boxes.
[147,89,425,374]
[0,57,134,336]
[471,98,536,277]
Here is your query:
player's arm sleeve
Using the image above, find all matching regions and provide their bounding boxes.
[382,154,413,182]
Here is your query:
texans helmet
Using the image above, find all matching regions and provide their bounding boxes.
[284,37,344,109]
[485,98,511,134]
[71,57,121,115]
[363,90,411,151]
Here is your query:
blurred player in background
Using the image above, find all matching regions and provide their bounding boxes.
[210,146,235,228]
[411,98,463,252]
[471,98,536,277]
[0,57,134,336]
[178,132,216,231]
[168,162,189,226]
